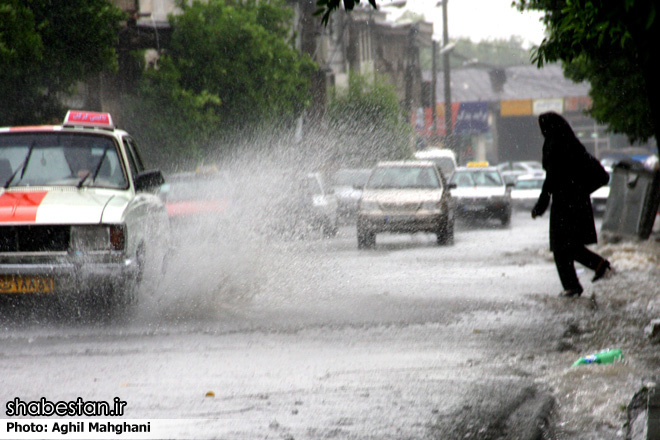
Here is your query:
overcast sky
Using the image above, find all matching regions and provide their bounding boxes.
[382,0,546,47]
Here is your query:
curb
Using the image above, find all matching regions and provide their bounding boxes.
[627,379,659,440]
[503,388,555,440]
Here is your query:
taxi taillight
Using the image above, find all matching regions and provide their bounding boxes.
[110,225,126,251]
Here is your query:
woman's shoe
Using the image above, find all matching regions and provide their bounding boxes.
[559,288,583,297]
[592,260,611,282]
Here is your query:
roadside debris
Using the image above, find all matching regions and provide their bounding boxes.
[571,348,623,367]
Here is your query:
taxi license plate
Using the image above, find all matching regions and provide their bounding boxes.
[0,275,55,294]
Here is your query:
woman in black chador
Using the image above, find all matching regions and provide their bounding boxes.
[532,112,612,297]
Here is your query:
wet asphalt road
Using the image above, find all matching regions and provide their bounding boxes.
[1,210,649,439]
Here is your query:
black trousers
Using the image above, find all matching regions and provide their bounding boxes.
[553,245,606,291]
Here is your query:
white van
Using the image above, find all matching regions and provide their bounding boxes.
[413,148,457,178]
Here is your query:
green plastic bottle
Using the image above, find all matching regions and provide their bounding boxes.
[572,348,623,367]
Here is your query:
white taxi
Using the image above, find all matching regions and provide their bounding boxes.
[449,163,513,226]
[0,110,169,312]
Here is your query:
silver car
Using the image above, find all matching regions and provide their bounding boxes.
[590,167,612,215]
[357,161,454,248]
[510,174,545,210]
[497,160,545,184]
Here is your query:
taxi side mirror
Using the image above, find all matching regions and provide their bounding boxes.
[506,182,515,189]
[447,183,457,189]
[134,169,165,192]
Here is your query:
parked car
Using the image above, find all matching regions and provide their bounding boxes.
[413,148,457,177]
[591,167,613,215]
[356,161,454,248]
[510,174,545,210]
[330,168,372,221]
[449,164,513,225]
[161,169,232,218]
[278,172,339,238]
[159,168,234,238]
[0,110,169,312]
[496,160,545,184]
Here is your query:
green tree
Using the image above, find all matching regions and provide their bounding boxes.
[517,0,659,144]
[121,0,316,163]
[0,0,124,125]
[119,59,223,168]
[325,73,413,167]
[167,0,315,130]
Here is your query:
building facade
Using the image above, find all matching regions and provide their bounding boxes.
[417,64,618,165]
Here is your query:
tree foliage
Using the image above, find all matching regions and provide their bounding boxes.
[119,60,224,168]
[121,0,316,163]
[517,0,659,144]
[168,0,315,129]
[325,73,412,167]
[562,47,652,143]
[0,0,124,125]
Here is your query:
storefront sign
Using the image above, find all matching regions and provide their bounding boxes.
[454,102,488,135]
[500,99,532,116]
[533,98,563,115]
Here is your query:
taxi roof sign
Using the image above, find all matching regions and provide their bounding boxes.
[63,110,114,129]
[467,161,489,168]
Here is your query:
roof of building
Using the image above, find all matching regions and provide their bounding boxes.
[424,63,590,103]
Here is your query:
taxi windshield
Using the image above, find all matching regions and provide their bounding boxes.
[451,170,503,187]
[0,133,128,189]
[366,167,440,189]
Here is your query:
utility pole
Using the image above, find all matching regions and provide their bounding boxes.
[441,0,453,149]
[431,40,437,137]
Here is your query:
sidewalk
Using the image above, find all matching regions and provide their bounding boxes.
[541,224,660,438]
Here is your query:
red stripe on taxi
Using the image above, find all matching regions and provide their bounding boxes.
[0,191,48,223]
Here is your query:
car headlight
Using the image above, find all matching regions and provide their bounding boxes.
[359,200,379,211]
[70,225,125,251]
